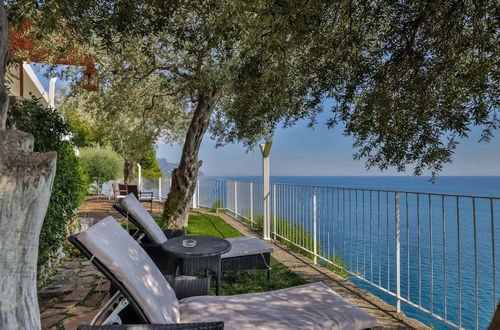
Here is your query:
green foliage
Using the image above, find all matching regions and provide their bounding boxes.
[79,146,123,183]
[11,98,88,270]
[212,200,224,209]
[9,1,500,178]
[59,100,103,148]
[240,210,348,279]
[210,1,500,177]
[203,200,224,212]
[138,145,163,179]
[58,39,189,184]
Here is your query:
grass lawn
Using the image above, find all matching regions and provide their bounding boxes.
[187,213,308,295]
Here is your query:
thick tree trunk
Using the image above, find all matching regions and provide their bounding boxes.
[123,159,135,184]
[163,88,221,228]
[0,130,57,329]
[0,8,57,329]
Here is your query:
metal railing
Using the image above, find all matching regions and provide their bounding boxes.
[197,178,500,330]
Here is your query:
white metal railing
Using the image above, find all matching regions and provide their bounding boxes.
[197,178,500,330]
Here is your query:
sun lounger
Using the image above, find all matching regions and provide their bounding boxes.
[70,217,378,329]
[114,194,272,277]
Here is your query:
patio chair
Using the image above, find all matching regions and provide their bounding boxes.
[70,216,378,329]
[114,194,272,278]
[109,182,128,200]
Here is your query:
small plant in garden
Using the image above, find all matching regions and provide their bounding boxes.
[239,211,349,279]
[79,146,123,185]
[201,199,224,213]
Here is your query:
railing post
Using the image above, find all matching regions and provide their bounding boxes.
[395,192,401,313]
[215,180,220,212]
[250,182,254,226]
[158,177,162,199]
[313,186,318,264]
[197,179,200,207]
[192,181,197,209]
[234,181,238,217]
[273,184,276,240]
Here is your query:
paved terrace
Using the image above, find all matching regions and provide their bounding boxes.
[38,198,427,329]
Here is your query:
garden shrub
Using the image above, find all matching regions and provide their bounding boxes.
[11,98,88,273]
[239,210,349,278]
[79,146,123,183]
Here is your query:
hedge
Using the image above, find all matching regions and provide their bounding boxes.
[11,98,88,272]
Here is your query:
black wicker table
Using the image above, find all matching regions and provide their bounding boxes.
[161,236,231,295]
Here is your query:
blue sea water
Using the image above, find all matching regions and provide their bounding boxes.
[208,176,500,329]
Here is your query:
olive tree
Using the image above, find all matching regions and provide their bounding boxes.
[42,0,498,228]
[10,1,500,229]
[0,4,57,329]
[60,38,189,184]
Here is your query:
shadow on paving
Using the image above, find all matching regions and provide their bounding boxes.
[38,258,111,330]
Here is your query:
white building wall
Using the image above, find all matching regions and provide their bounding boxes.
[7,62,50,107]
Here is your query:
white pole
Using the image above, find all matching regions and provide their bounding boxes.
[260,141,272,240]
[395,192,401,312]
[192,181,197,209]
[137,163,142,191]
[48,77,57,108]
[250,182,254,226]
[158,177,162,199]
[313,186,318,264]
[234,181,238,217]
[273,184,276,240]
[197,179,200,207]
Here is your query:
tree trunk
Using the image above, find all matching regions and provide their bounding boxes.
[123,159,135,184]
[0,3,9,129]
[163,88,221,228]
[0,130,57,329]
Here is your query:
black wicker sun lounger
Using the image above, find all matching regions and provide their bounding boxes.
[71,216,378,330]
[114,194,272,278]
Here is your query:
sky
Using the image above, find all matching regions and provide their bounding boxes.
[34,65,500,177]
[156,109,500,177]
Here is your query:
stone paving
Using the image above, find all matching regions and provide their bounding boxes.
[38,258,110,330]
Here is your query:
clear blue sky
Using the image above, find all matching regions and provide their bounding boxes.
[33,66,499,177]
[156,110,500,177]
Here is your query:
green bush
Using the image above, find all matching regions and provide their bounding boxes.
[11,98,89,271]
[79,146,123,183]
[137,145,163,179]
[240,210,348,278]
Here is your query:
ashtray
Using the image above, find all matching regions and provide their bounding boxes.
[182,239,197,248]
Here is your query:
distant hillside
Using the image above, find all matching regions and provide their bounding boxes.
[157,158,204,178]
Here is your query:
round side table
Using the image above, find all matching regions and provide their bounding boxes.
[162,235,231,295]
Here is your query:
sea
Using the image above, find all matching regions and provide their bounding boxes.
[205,176,500,329]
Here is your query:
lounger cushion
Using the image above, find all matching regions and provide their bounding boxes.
[77,216,180,324]
[222,236,272,258]
[179,282,377,330]
[120,193,168,244]
[120,195,274,261]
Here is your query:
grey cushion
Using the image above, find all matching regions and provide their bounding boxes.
[222,236,272,258]
[179,282,377,330]
[119,196,272,260]
[120,193,168,244]
[77,216,180,324]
